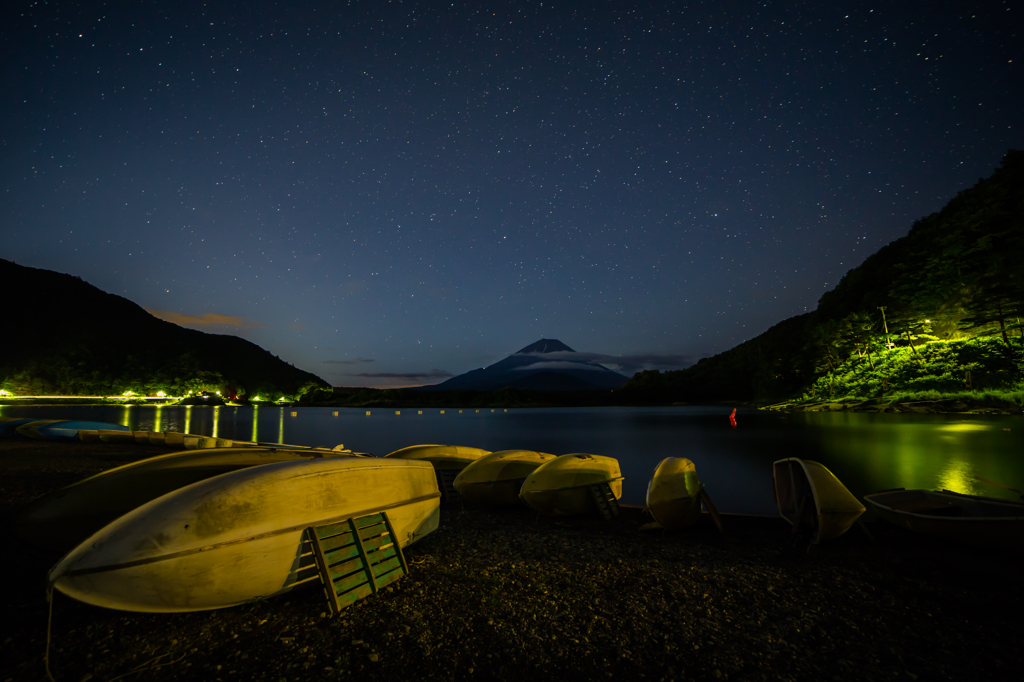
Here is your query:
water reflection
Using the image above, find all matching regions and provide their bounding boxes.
[1,404,1020,514]
[935,458,979,496]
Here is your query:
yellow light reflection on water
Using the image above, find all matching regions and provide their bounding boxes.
[154,405,163,432]
[937,423,990,433]
[122,405,131,428]
[212,406,220,438]
[935,458,979,495]
[278,408,285,444]
[252,406,259,443]
[184,406,192,435]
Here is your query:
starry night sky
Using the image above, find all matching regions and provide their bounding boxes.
[2,1,1020,387]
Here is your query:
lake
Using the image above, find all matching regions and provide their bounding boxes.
[2,404,1021,516]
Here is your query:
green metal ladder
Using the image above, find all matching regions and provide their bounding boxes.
[307,511,409,614]
[589,481,620,521]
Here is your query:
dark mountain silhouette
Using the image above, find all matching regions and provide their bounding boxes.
[420,338,629,392]
[0,259,328,399]
[622,149,1024,403]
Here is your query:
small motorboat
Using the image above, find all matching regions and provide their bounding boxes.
[864,488,1024,554]
[773,458,865,543]
[520,453,623,519]
[453,449,556,506]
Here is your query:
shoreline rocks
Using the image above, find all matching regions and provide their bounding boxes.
[761,397,1023,415]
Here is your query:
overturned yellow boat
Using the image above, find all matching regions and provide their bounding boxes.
[385,444,490,501]
[520,453,623,518]
[48,457,440,613]
[646,457,704,530]
[385,444,490,467]
[16,447,364,553]
[773,457,865,543]
[453,450,557,506]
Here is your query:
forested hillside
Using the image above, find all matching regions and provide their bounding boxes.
[624,150,1024,404]
[0,260,329,400]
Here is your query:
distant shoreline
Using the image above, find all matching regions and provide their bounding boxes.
[761,397,1023,415]
[3,393,1021,415]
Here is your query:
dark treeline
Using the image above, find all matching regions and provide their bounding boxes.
[622,150,1024,405]
[0,260,328,400]
[308,386,630,409]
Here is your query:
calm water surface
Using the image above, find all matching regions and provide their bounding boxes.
[2,405,1021,516]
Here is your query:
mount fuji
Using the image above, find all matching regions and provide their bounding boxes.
[420,339,629,392]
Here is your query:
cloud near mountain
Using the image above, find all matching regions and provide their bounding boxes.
[342,369,453,380]
[513,360,608,372]
[517,351,695,375]
[147,309,263,329]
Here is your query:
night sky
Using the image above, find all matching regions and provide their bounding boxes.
[2,1,1020,388]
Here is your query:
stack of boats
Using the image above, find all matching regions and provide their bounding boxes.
[10,423,640,615]
[385,444,628,520]
[0,416,351,451]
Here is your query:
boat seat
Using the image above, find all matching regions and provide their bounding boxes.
[892,499,969,516]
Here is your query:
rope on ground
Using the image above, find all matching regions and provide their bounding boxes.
[45,584,56,682]
[42,582,186,682]
[107,651,188,682]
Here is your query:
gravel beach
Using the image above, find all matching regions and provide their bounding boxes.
[1,440,1021,682]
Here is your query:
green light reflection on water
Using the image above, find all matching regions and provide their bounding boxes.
[252,406,258,443]
[153,405,162,432]
[278,408,285,444]
[184,406,192,435]
[808,413,1016,498]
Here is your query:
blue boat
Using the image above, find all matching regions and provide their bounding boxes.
[0,418,43,438]
[17,420,130,441]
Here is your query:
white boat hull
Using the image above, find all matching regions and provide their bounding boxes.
[49,458,440,612]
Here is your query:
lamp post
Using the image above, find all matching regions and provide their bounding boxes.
[878,307,894,349]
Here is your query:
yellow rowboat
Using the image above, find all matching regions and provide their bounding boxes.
[79,429,169,445]
[385,444,491,501]
[453,450,557,506]
[97,430,137,444]
[520,453,623,517]
[773,458,865,543]
[646,458,704,530]
[48,457,440,613]
[16,447,360,553]
[144,431,167,446]
[384,444,490,468]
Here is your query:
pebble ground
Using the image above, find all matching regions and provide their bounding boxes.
[1,440,1021,681]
